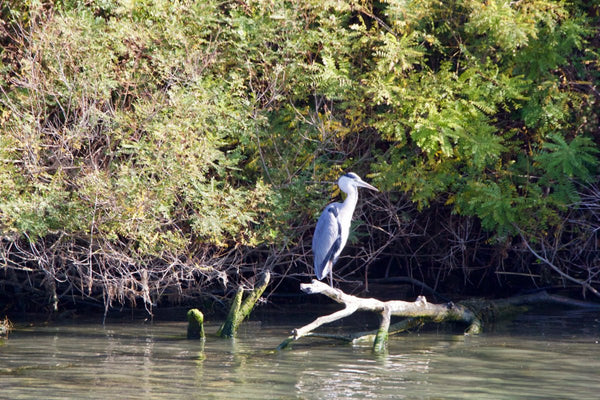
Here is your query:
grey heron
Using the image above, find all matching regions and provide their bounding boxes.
[312,172,378,286]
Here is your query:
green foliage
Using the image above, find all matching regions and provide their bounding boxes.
[0,0,598,301]
[457,181,522,235]
[366,0,599,236]
[534,134,599,204]
[0,1,274,256]
[536,134,599,181]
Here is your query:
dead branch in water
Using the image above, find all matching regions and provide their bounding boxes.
[278,280,600,352]
[277,280,476,352]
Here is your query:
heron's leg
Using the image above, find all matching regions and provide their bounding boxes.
[329,268,333,287]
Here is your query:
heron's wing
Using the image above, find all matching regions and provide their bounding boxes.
[312,205,342,280]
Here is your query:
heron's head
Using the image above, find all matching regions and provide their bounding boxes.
[338,172,379,194]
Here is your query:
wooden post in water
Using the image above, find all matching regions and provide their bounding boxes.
[373,305,391,352]
[187,308,205,340]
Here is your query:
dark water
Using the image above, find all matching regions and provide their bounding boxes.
[1,309,599,399]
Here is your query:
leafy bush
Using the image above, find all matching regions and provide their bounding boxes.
[1,0,598,310]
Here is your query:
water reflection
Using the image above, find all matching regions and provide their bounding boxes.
[0,310,599,399]
[290,343,433,399]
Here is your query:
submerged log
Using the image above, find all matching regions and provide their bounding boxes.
[460,290,600,329]
[278,280,600,352]
[217,271,270,338]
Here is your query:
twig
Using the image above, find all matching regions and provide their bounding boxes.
[518,231,600,298]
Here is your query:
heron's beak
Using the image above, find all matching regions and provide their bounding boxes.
[357,180,379,192]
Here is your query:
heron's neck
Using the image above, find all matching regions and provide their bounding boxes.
[339,188,358,220]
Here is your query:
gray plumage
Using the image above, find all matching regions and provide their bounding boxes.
[312,172,378,286]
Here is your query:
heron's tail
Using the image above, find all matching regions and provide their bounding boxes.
[315,260,332,280]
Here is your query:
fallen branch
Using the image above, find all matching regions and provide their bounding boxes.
[278,280,600,352]
[277,280,477,351]
[282,318,424,345]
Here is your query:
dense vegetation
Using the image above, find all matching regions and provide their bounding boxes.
[1,0,599,314]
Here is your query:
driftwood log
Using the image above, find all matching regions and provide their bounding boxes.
[278,280,600,352]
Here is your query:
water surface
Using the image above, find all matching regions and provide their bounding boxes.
[1,309,599,399]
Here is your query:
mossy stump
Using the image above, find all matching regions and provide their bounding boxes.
[218,271,270,338]
[187,309,205,340]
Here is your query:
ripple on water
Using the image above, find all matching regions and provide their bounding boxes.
[0,310,599,399]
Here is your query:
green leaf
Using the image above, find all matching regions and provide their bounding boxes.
[535,134,599,181]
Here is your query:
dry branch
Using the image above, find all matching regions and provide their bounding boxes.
[277,280,477,351]
[278,280,600,352]
[518,231,600,298]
